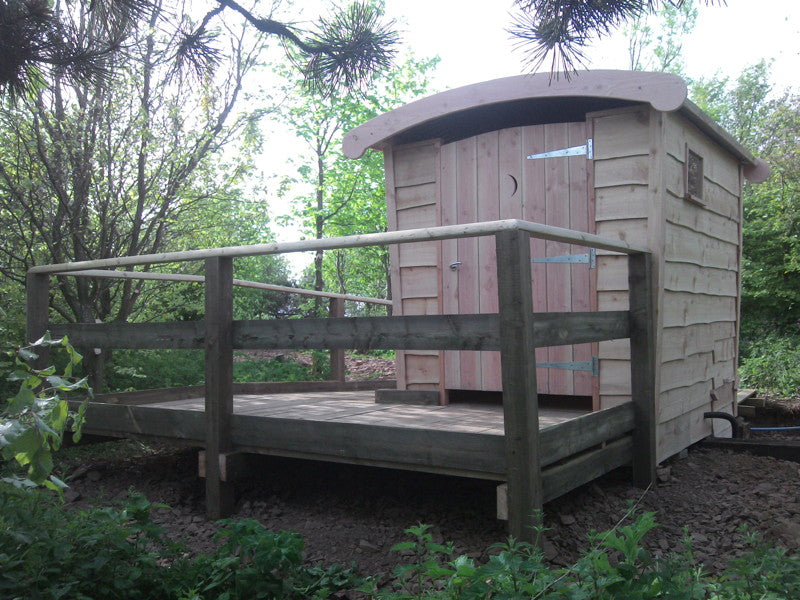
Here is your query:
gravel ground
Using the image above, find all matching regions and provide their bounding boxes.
[63,436,800,579]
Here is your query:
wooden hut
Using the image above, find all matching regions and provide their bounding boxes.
[343,71,768,462]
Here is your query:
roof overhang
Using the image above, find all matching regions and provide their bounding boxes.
[343,70,768,183]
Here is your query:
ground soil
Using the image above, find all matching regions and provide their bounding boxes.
[62,405,800,582]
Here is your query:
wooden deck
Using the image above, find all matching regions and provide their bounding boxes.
[147,391,585,434]
[74,390,635,504]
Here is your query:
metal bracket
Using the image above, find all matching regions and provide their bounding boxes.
[527,139,593,160]
[449,261,462,271]
[532,248,596,268]
[537,356,599,377]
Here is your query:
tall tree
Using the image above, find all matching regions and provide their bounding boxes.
[691,63,800,329]
[1,0,398,98]
[625,0,697,73]
[0,1,266,387]
[276,53,439,316]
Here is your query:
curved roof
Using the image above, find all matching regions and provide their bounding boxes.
[343,70,768,182]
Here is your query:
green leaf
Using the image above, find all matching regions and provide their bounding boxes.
[7,387,36,415]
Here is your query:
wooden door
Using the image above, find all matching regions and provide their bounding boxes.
[440,122,597,399]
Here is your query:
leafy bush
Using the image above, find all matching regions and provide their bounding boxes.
[0,487,179,600]
[105,350,327,392]
[1,334,88,491]
[739,331,800,397]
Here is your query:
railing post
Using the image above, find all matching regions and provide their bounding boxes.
[26,272,50,370]
[495,230,541,544]
[628,252,656,487]
[329,297,346,383]
[204,257,235,519]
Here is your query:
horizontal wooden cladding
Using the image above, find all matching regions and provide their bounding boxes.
[594,155,649,188]
[542,436,633,503]
[395,183,437,210]
[592,108,651,160]
[539,402,634,467]
[664,263,738,297]
[663,111,741,197]
[664,155,740,220]
[661,292,736,327]
[665,223,738,270]
[398,242,438,268]
[55,311,631,352]
[393,143,437,187]
[595,185,649,222]
[661,321,735,363]
[664,193,739,244]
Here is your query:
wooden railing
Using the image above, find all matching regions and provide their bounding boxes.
[26,219,655,540]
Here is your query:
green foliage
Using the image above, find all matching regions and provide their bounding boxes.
[104,350,326,392]
[2,484,800,600]
[276,49,439,313]
[690,62,800,328]
[0,488,359,600]
[0,334,88,491]
[370,514,800,599]
[0,487,180,600]
[739,330,800,397]
[182,519,359,600]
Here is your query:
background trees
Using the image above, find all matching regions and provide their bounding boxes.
[276,54,439,316]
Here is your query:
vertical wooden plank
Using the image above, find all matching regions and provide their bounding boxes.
[522,125,549,392]
[205,256,235,519]
[545,123,573,395]
[478,131,502,391]
[329,297,346,383]
[456,137,480,390]
[440,142,460,391]
[585,116,601,410]
[496,229,541,544]
[26,273,50,370]
[568,122,593,397]
[384,150,406,389]
[628,252,656,488]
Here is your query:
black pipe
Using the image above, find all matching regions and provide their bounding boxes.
[703,412,747,439]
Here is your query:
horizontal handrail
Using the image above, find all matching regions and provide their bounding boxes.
[62,269,392,306]
[51,311,630,351]
[29,219,647,275]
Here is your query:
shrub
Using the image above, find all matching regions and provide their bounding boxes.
[739,331,800,397]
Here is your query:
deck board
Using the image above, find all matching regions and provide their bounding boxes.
[146,391,585,433]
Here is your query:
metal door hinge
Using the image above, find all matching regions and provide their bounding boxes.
[527,139,593,160]
[537,356,599,377]
[532,248,596,268]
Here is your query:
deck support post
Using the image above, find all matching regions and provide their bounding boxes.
[329,297,346,383]
[628,252,657,488]
[204,257,235,519]
[26,273,51,370]
[495,230,542,544]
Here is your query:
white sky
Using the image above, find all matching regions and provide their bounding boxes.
[379,0,799,90]
[266,0,800,275]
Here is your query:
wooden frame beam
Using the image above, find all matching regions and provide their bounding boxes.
[628,252,657,488]
[51,310,630,351]
[25,273,50,370]
[495,229,541,544]
[204,257,235,519]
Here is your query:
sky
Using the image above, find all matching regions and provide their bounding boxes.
[380,0,800,91]
[268,0,800,274]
